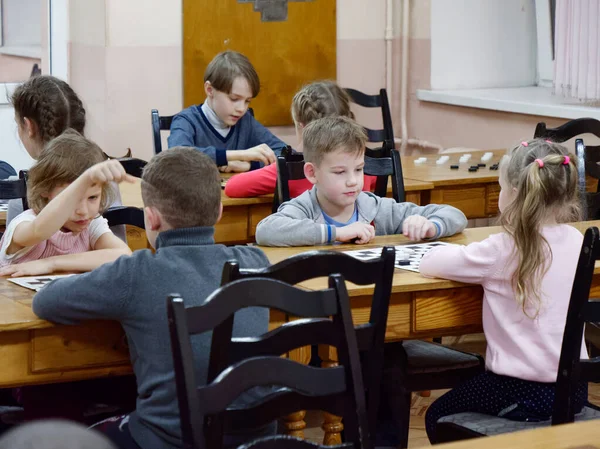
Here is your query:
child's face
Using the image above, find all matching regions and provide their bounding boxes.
[205,76,253,127]
[48,183,103,234]
[305,147,365,210]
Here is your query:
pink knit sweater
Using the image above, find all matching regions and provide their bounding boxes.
[419,224,588,383]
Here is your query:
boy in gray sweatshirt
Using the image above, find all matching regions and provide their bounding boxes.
[256,116,467,247]
[33,148,272,449]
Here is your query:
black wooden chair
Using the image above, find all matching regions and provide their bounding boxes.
[534,119,600,220]
[344,88,394,146]
[167,274,370,449]
[151,109,174,155]
[0,170,29,211]
[118,157,147,178]
[224,249,484,448]
[534,117,600,142]
[345,88,404,198]
[103,206,145,229]
[272,146,405,212]
[434,226,600,444]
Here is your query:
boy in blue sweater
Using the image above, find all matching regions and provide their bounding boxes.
[168,51,286,173]
[32,148,273,449]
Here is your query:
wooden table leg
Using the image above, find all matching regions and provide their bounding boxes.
[281,410,307,438]
[321,356,343,445]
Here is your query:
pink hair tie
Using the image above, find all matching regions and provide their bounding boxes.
[521,141,529,147]
[545,140,552,143]
[535,158,544,168]
[563,156,570,165]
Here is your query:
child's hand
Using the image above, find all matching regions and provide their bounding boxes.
[0,259,55,277]
[85,160,137,186]
[228,144,277,166]
[336,222,375,244]
[402,216,437,241]
[219,161,251,173]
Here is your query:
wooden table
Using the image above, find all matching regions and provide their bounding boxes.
[0,222,599,439]
[435,419,600,449]
[119,178,434,245]
[401,150,505,219]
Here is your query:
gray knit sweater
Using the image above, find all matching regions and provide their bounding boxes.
[256,187,468,246]
[33,227,270,449]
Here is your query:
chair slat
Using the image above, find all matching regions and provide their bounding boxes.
[534,118,600,142]
[228,318,339,360]
[103,206,145,229]
[185,280,338,335]
[198,357,347,416]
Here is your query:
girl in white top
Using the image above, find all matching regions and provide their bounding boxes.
[0,130,134,277]
[419,139,588,443]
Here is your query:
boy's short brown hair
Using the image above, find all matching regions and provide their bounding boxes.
[302,116,367,166]
[141,147,221,228]
[27,129,112,214]
[204,50,260,98]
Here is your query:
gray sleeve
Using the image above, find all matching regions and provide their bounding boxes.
[375,198,468,237]
[7,199,24,225]
[33,254,132,325]
[255,202,333,247]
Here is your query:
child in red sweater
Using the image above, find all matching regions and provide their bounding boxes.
[224,80,376,198]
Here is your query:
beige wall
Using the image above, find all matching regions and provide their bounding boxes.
[0,54,41,83]
[65,0,582,162]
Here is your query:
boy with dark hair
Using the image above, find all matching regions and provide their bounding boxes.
[168,50,285,173]
[256,116,468,246]
[33,147,272,449]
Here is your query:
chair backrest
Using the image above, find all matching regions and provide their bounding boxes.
[344,88,394,146]
[553,226,600,424]
[272,146,405,211]
[220,248,395,446]
[103,206,145,229]
[167,274,370,449]
[151,109,174,155]
[0,170,29,211]
[534,118,600,142]
[118,157,147,178]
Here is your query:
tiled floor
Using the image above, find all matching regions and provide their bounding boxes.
[302,333,600,448]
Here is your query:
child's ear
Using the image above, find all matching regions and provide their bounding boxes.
[144,206,162,231]
[23,117,37,138]
[215,202,223,224]
[204,81,214,98]
[304,162,318,185]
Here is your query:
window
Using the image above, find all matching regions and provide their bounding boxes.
[419,0,600,121]
[0,0,42,83]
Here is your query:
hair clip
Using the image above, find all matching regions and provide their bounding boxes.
[521,141,529,147]
[535,158,544,168]
[563,156,570,165]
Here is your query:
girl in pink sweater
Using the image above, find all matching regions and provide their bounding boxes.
[224,80,376,198]
[0,130,134,277]
[419,139,588,443]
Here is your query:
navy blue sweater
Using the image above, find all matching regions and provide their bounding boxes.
[167,104,285,168]
[33,227,271,449]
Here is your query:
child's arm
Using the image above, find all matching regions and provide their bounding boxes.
[247,115,287,157]
[419,236,499,284]
[33,253,134,325]
[7,160,136,255]
[168,115,276,169]
[376,198,468,240]
[224,164,278,197]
